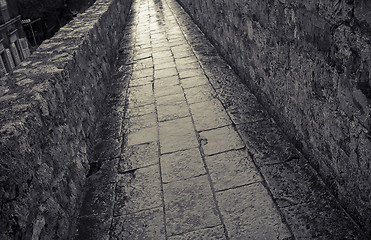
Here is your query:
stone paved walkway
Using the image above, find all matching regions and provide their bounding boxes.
[75,0,367,239]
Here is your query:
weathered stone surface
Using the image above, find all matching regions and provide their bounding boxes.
[155,61,177,71]
[153,57,174,66]
[205,149,262,192]
[174,0,371,234]
[134,58,154,71]
[126,103,156,118]
[155,75,180,88]
[199,126,244,156]
[114,165,162,216]
[155,67,178,79]
[216,183,292,239]
[216,84,270,125]
[152,50,172,60]
[180,74,210,89]
[172,50,194,60]
[129,76,153,87]
[179,68,204,79]
[160,148,205,183]
[0,0,133,238]
[159,117,199,153]
[98,108,125,140]
[155,84,184,97]
[157,101,190,122]
[163,175,221,236]
[127,126,158,146]
[132,67,153,79]
[183,84,217,104]
[236,120,301,166]
[156,93,186,106]
[282,198,367,239]
[176,61,200,71]
[190,99,232,131]
[119,141,159,172]
[128,84,155,107]
[111,207,166,240]
[125,112,157,132]
[260,158,330,208]
[175,56,198,65]
[168,225,226,240]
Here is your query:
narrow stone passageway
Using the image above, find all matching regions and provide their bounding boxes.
[75,0,367,239]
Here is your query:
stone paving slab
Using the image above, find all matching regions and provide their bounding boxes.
[118,141,159,172]
[155,61,177,70]
[156,93,186,106]
[160,148,205,183]
[205,149,262,192]
[190,99,232,131]
[157,100,190,121]
[132,67,153,79]
[125,103,155,118]
[114,165,162,216]
[155,84,183,97]
[180,75,210,89]
[154,75,180,86]
[183,84,217,104]
[128,82,153,99]
[129,75,153,87]
[155,67,178,79]
[179,68,205,79]
[163,175,221,236]
[127,92,154,108]
[176,61,200,71]
[134,58,153,71]
[175,56,198,65]
[199,126,245,156]
[111,207,166,240]
[124,111,157,132]
[216,183,291,240]
[75,0,368,238]
[159,117,199,154]
[127,125,157,146]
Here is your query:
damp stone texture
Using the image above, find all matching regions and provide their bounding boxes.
[0,0,133,239]
[175,0,371,236]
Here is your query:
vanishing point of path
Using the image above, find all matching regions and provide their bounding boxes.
[75,0,367,239]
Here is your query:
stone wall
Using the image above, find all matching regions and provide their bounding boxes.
[176,0,371,236]
[0,0,132,238]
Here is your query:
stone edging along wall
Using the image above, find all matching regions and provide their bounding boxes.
[0,0,132,239]
[175,0,371,236]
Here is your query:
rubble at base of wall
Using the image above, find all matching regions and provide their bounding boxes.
[0,0,133,239]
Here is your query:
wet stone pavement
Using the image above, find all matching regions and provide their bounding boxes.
[75,0,368,239]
